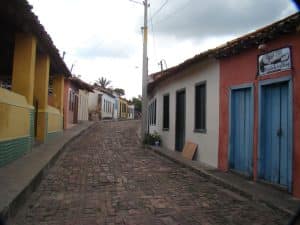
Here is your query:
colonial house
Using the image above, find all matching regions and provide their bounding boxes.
[119,97,129,119]
[88,86,116,120]
[148,52,220,167]
[128,104,135,119]
[63,77,93,129]
[0,0,70,166]
[148,12,300,198]
[112,91,120,120]
[216,13,300,197]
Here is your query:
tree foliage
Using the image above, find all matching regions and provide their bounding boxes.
[96,77,111,88]
[132,97,142,112]
[114,88,125,96]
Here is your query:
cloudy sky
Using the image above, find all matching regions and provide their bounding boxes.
[27,0,297,99]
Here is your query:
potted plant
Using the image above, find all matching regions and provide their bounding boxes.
[143,132,162,146]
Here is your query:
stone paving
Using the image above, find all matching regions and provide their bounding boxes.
[10,120,291,225]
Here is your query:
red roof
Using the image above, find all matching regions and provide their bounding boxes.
[148,12,300,91]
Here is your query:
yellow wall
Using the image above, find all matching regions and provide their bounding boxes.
[119,99,128,118]
[47,106,63,133]
[0,88,33,141]
[12,33,37,105]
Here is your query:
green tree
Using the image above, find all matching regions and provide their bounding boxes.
[96,77,111,88]
[132,97,142,113]
[114,88,125,96]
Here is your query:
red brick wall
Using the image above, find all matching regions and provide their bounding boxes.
[218,32,300,197]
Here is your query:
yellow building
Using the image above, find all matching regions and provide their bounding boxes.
[119,98,129,119]
[0,0,71,167]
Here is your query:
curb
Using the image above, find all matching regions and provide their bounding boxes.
[149,146,295,216]
[1,123,96,222]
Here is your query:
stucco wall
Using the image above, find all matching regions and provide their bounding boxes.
[219,32,300,197]
[0,88,34,166]
[0,88,33,141]
[78,89,89,121]
[47,106,63,133]
[88,90,100,112]
[101,93,115,119]
[148,59,220,167]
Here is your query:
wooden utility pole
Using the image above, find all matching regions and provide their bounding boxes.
[141,0,148,140]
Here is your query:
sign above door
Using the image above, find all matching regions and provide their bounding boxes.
[258,47,291,76]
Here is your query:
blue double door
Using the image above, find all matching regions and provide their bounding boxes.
[230,87,253,176]
[230,82,292,189]
[260,81,292,189]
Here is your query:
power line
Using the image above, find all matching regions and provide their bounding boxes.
[149,0,168,20]
[152,0,193,25]
[149,6,157,66]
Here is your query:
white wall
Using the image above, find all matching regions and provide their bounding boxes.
[148,59,220,167]
[113,95,119,119]
[88,90,100,112]
[78,89,89,121]
[101,93,115,119]
[128,105,135,119]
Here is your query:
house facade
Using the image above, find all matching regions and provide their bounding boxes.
[88,86,116,120]
[101,92,115,120]
[119,98,129,119]
[78,89,89,121]
[128,104,135,119]
[0,0,70,166]
[63,77,92,129]
[217,13,300,197]
[148,12,300,197]
[148,58,220,167]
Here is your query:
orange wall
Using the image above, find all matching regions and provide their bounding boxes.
[219,32,300,197]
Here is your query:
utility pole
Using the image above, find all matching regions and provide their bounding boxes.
[141,0,148,140]
[158,60,163,72]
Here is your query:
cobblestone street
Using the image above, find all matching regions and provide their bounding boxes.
[10,120,290,225]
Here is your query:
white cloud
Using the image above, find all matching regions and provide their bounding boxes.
[27,0,297,99]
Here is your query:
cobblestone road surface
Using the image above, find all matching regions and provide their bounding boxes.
[10,121,290,225]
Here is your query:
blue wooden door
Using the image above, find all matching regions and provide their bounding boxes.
[260,82,291,189]
[230,87,253,176]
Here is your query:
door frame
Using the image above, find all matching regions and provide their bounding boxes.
[175,88,186,151]
[258,75,293,191]
[228,83,254,177]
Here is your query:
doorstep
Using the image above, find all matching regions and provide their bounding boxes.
[0,121,95,220]
[148,145,300,216]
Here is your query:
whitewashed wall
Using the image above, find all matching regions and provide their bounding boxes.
[148,59,220,167]
[88,90,100,112]
[128,105,135,119]
[78,89,89,121]
[101,93,115,119]
[113,94,119,119]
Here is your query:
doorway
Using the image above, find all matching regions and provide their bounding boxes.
[259,79,292,190]
[229,86,253,176]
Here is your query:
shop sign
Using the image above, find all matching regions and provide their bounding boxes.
[258,47,291,76]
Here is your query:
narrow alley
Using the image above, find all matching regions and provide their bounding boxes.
[10,121,290,225]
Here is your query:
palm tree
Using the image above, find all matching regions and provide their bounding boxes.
[96,77,111,88]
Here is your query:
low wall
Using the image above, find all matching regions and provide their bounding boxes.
[0,88,34,167]
[47,106,63,139]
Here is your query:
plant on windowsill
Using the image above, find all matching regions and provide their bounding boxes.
[143,132,162,146]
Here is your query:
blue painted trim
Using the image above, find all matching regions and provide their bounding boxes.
[258,75,293,192]
[228,83,254,176]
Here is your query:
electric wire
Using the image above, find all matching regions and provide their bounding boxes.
[149,0,169,21]
[152,0,193,25]
[149,4,158,70]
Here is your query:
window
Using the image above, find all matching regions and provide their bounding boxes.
[148,99,157,126]
[163,94,169,130]
[69,90,72,111]
[195,82,206,132]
